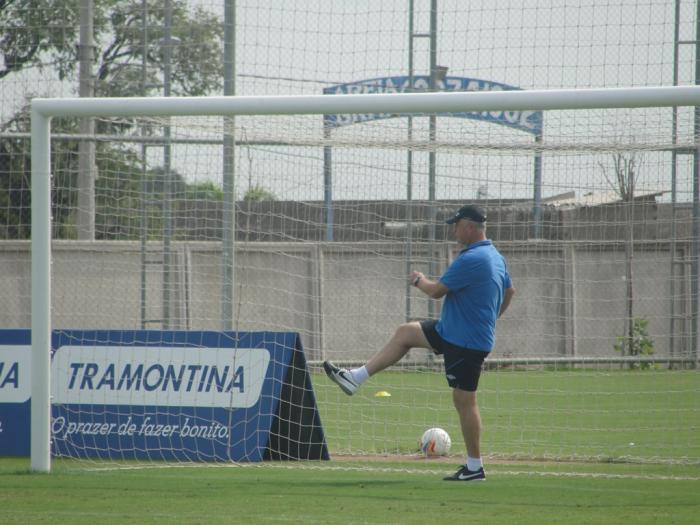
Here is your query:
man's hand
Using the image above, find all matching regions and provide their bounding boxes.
[499,287,516,317]
[410,271,424,287]
[409,271,449,299]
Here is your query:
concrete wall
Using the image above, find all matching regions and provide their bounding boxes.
[173,199,695,243]
[0,239,693,362]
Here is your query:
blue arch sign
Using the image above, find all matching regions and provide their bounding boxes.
[323,76,542,135]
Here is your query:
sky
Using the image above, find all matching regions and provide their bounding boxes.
[3,0,698,202]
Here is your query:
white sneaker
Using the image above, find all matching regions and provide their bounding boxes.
[323,361,358,395]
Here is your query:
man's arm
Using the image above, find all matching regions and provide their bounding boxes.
[409,271,449,299]
[499,287,516,317]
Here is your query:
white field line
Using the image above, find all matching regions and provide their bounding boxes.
[79,461,700,481]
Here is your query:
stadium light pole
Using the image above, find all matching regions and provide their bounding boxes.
[162,0,174,329]
[406,0,416,322]
[693,0,700,366]
[77,0,95,241]
[222,0,236,331]
[426,1,443,322]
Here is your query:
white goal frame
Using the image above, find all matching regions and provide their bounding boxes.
[30,85,700,472]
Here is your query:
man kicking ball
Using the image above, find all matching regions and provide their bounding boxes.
[324,204,515,482]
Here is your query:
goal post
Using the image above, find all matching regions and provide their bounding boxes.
[29,86,700,472]
[30,107,52,474]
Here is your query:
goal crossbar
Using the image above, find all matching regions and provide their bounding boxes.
[31,85,700,118]
[30,85,700,472]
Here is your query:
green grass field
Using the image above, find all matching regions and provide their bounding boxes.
[314,368,700,462]
[1,369,699,524]
[1,458,699,524]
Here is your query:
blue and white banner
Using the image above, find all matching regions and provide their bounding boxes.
[52,346,269,408]
[0,330,328,461]
[0,345,29,403]
[323,75,543,135]
[0,331,32,455]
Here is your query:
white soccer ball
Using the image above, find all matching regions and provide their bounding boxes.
[420,427,451,457]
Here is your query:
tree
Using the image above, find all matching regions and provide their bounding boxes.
[0,132,30,239]
[94,1,223,98]
[0,107,177,241]
[1,0,223,97]
[613,317,655,369]
[243,185,277,202]
[600,151,647,362]
[185,181,224,201]
[0,105,82,238]
[0,0,79,81]
[0,0,225,239]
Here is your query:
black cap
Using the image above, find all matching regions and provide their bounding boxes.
[445,204,487,224]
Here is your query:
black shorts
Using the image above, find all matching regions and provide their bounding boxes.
[420,319,488,392]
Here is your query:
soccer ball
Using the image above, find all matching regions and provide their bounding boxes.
[420,427,451,457]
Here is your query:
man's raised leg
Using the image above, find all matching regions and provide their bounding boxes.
[324,321,430,395]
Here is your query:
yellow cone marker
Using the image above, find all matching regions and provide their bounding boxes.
[374,390,391,397]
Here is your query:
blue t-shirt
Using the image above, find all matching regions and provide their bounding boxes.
[437,240,512,352]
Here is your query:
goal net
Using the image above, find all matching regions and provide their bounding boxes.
[14,88,700,471]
